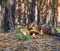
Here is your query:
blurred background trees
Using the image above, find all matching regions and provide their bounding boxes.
[1,0,58,32]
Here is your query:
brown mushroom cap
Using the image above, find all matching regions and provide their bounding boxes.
[29,29,41,35]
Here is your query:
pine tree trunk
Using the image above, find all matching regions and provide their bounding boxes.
[4,0,15,32]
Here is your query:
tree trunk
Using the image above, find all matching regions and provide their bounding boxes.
[4,0,15,32]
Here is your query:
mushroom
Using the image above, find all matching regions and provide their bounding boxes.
[50,27,57,36]
[27,22,41,35]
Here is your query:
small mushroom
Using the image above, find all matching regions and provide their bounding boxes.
[41,24,50,34]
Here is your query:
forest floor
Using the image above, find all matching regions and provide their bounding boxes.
[0,31,60,51]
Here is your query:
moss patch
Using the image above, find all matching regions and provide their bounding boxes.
[56,27,60,33]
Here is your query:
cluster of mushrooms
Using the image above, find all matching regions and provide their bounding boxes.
[27,22,57,36]
[19,22,57,36]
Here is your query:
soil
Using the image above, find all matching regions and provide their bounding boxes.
[0,31,60,51]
